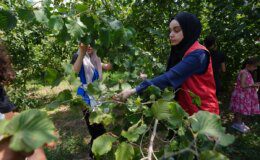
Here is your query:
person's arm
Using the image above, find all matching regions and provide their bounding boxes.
[136,50,209,93]
[221,62,226,72]
[240,72,259,88]
[117,50,209,100]
[0,86,16,114]
[72,43,87,73]
[219,52,226,73]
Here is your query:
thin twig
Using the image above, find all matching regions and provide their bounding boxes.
[148,119,159,160]
[140,121,152,158]
[152,152,158,160]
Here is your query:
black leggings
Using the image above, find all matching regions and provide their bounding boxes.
[82,109,106,158]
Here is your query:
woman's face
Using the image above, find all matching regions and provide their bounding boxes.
[86,45,93,55]
[169,20,184,46]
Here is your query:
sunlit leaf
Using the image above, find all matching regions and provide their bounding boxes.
[48,15,64,33]
[151,99,171,120]
[121,83,132,90]
[92,134,117,156]
[66,17,86,39]
[89,109,113,126]
[121,121,147,142]
[200,150,229,160]
[4,109,56,152]
[34,9,49,24]
[115,142,134,160]
[190,111,235,146]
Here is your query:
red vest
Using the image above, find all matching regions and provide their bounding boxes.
[177,41,219,115]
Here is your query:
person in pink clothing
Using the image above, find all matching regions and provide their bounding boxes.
[230,57,260,133]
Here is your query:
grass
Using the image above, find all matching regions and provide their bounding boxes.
[44,106,90,160]
[25,81,91,160]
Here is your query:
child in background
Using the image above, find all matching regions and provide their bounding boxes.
[230,57,260,133]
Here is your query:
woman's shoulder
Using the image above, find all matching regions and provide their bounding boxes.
[189,49,208,58]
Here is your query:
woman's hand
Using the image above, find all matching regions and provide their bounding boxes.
[102,63,112,70]
[79,43,88,56]
[255,82,260,87]
[140,73,148,80]
[115,88,136,101]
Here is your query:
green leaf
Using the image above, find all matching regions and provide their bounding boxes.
[87,81,102,95]
[92,134,117,156]
[189,111,235,146]
[56,89,73,102]
[46,100,61,110]
[34,9,49,24]
[69,97,85,108]
[143,105,153,117]
[189,91,201,107]
[44,68,59,86]
[151,99,172,120]
[200,150,229,160]
[89,110,113,126]
[17,8,35,22]
[0,9,17,30]
[80,34,91,45]
[142,86,161,100]
[48,15,64,33]
[168,102,188,128]
[162,89,175,101]
[80,14,95,31]
[110,84,120,92]
[5,109,56,152]
[121,121,147,142]
[109,19,122,30]
[115,142,134,160]
[57,24,71,41]
[121,83,132,90]
[99,28,110,47]
[75,4,88,12]
[66,17,86,39]
[0,120,9,134]
[135,97,142,106]
[0,3,9,10]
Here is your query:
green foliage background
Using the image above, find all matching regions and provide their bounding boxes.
[0,0,259,159]
[1,0,259,90]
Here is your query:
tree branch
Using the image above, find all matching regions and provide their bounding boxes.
[148,119,158,160]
